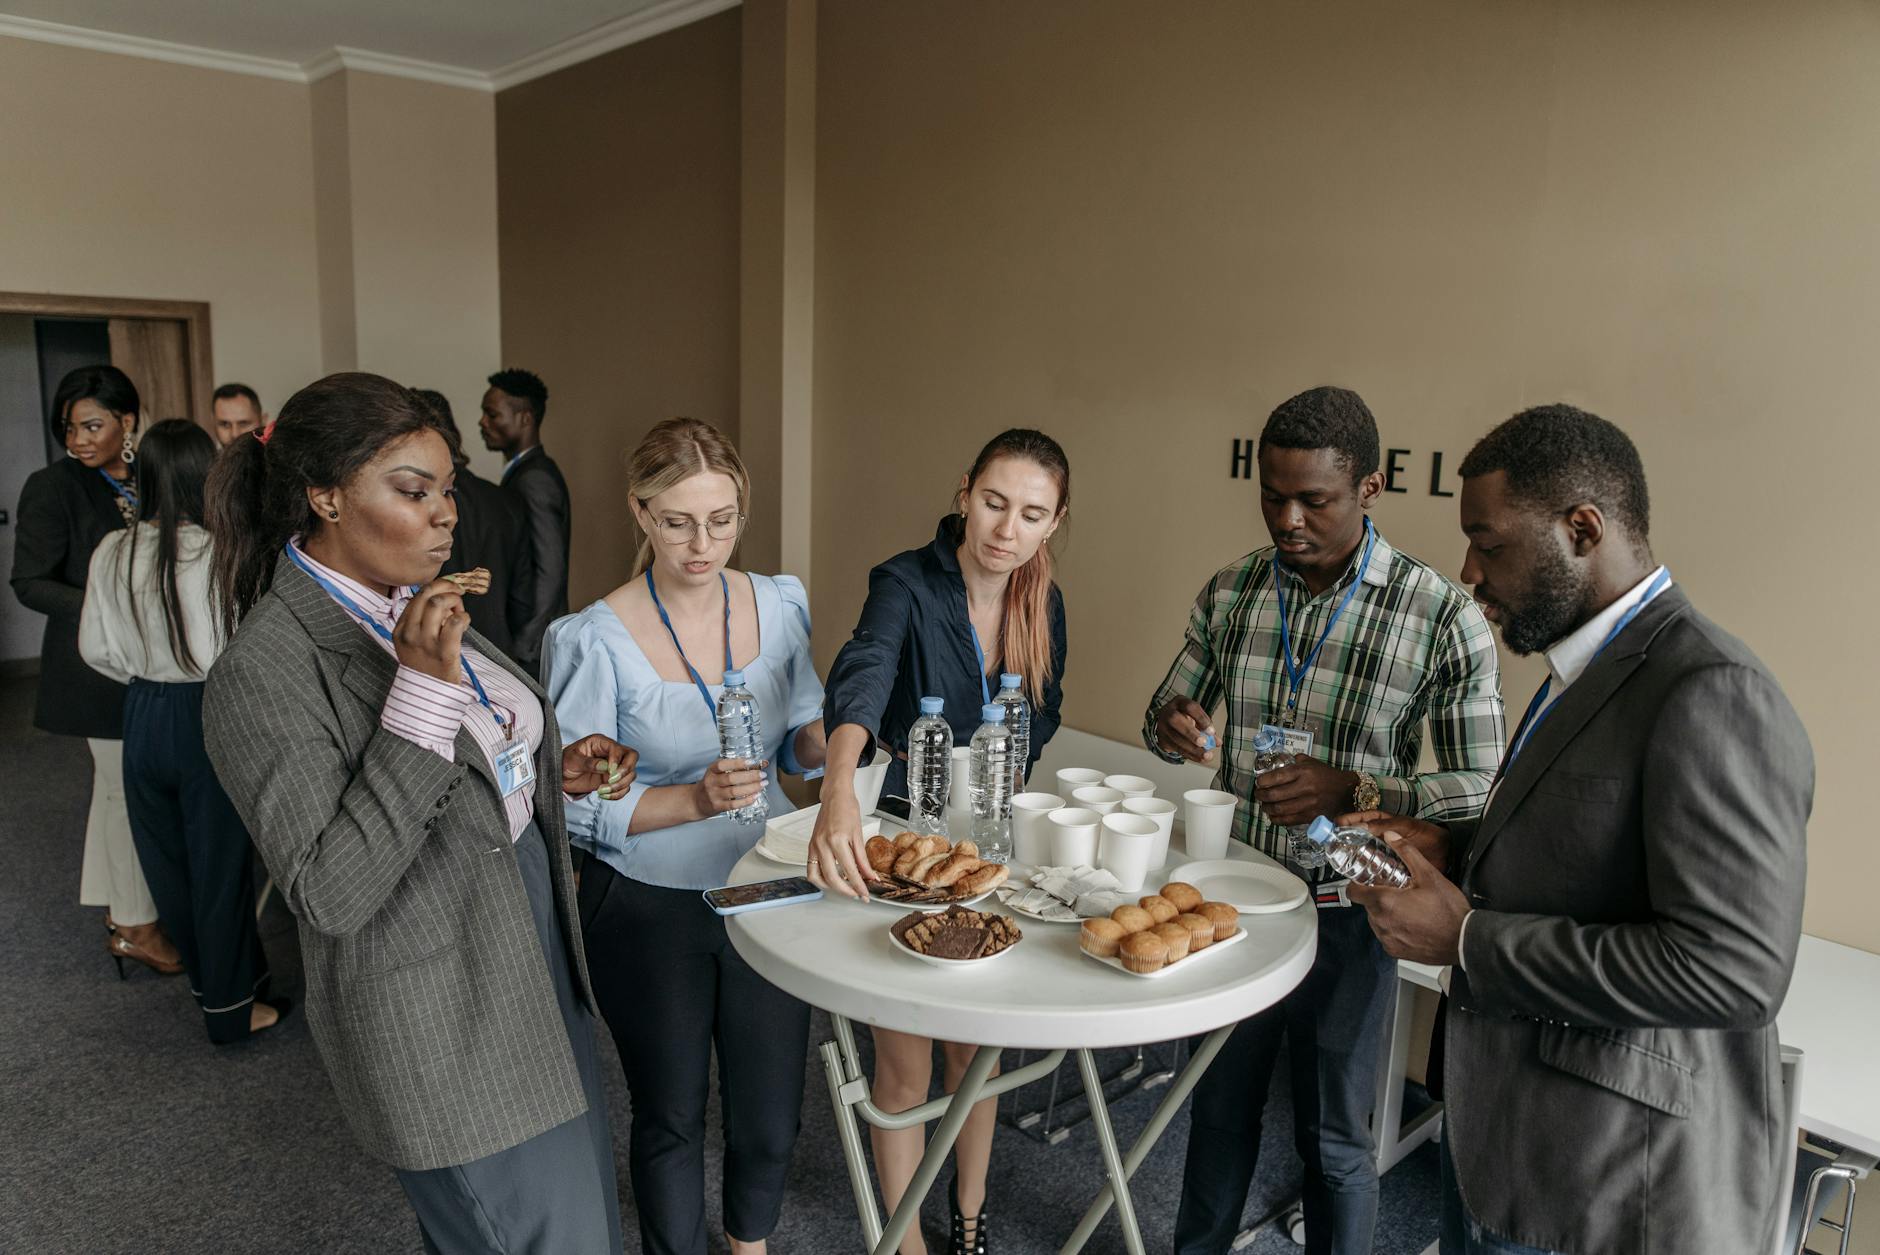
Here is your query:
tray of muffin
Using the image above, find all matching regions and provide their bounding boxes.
[1075,879,1244,977]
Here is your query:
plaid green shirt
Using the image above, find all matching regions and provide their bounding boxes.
[1141,527,1505,877]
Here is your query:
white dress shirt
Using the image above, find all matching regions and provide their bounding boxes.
[79,523,227,683]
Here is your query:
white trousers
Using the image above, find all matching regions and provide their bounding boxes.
[79,738,158,926]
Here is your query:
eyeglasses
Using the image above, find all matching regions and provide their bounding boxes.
[650,513,746,544]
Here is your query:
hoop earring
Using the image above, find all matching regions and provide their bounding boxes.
[121,433,136,466]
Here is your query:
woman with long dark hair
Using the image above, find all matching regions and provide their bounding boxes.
[200,372,635,1251]
[79,418,281,1040]
[808,428,1070,1255]
[10,365,181,976]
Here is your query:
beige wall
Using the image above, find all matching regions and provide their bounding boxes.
[810,0,1880,956]
[0,36,325,422]
[496,9,744,607]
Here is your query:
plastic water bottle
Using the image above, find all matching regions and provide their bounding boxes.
[969,703,1014,861]
[1253,727,1314,867]
[993,672,1030,792]
[908,696,953,836]
[1304,816,1411,887]
[716,668,768,826]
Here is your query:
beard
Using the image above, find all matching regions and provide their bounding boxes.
[1498,541,1592,655]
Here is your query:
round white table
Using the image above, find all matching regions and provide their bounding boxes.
[725,828,1318,1255]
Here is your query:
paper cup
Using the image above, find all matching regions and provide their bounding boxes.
[1055,767,1106,800]
[947,746,973,810]
[1071,785,1124,815]
[1183,788,1239,861]
[1102,774,1156,800]
[1121,796,1177,870]
[1010,792,1065,865]
[851,747,891,815]
[1046,807,1101,867]
[1098,813,1161,893]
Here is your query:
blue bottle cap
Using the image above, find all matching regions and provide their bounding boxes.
[1306,816,1336,845]
[1252,727,1282,753]
[919,696,944,715]
[981,703,1005,724]
[1000,672,1022,689]
[722,668,745,687]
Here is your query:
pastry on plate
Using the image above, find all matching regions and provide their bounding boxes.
[1119,930,1169,974]
[1111,904,1155,934]
[1138,894,1178,924]
[1152,921,1191,962]
[1197,901,1239,941]
[1174,912,1214,951]
[1079,917,1126,959]
[1160,881,1203,913]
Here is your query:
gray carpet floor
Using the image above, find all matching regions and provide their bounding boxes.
[0,676,1441,1253]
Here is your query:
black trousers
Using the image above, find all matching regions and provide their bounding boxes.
[121,680,268,1044]
[579,862,810,1255]
[1174,905,1398,1255]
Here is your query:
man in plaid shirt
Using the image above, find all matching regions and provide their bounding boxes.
[1144,387,1503,1255]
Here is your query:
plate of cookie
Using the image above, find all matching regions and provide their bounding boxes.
[863,832,1010,910]
[1076,881,1245,977]
[890,905,1023,967]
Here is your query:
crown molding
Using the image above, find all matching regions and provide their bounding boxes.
[0,11,305,82]
[0,0,741,93]
[489,0,741,91]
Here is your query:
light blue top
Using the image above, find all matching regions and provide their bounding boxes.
[544,572,824,890]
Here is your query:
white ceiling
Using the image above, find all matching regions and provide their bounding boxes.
[0,0,736,87]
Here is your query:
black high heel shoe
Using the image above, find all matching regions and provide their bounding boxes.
[948,1175,988,1255]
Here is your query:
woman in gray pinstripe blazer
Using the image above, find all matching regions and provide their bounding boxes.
[201,373,637,1255]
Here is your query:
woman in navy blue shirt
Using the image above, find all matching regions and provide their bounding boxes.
[810,428,1069,1255]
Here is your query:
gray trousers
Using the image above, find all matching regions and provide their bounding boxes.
[395,823,624,1254]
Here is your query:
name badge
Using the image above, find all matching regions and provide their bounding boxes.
[1260,721,1316,759]
[494,739,536,798]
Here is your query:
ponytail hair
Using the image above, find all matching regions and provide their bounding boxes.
[624,417,751,578]
[206,372,453,638]
[120,419,217,674]
[960,429,1070,707]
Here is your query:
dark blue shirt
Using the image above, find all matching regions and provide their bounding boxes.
[825,515,1067,807]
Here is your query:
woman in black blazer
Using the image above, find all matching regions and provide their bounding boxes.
[9,365,180,976]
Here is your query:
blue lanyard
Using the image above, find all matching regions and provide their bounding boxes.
[283,545,508,736]
[646,568,732,721]
[1504,568,1672,768]
[97,468,137,510]
[1272,518,1376,716]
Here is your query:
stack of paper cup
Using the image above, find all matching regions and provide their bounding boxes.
[1121,796,1177,870]
[1010,792,1065,865]
[1183,788,1239,860]
[1098,813,1161,893]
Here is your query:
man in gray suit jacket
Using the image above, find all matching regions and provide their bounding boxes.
[1349,405,1812,1255]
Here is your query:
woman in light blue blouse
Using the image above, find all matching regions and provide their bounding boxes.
[545,418,826,1255]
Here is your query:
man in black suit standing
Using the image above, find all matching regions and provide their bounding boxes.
[479,368,569,676]
[1349,405,1811,1255]
[413,389,534,659]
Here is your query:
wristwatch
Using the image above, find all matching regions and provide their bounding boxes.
[1352,771,1381,812]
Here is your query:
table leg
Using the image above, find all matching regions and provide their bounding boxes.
[1073,1047,1148,1255]
[873,1042,1003,1255]
[1060,1024,1235,1254]
[822,1039,886,1250]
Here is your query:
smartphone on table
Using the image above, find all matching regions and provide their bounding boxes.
[703,876,823,916]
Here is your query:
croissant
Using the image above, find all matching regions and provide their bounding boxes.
[926,852,984,887]
[955,862,1009,896]
[865,836,897,874]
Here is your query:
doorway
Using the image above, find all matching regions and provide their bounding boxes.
[0,292,214,673]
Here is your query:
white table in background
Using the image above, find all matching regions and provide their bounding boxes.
[725,832,1317,1255]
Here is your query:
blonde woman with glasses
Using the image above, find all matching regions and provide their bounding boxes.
[544,417,827,1255]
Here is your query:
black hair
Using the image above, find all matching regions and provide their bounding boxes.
[206,372,458,636]
[212,382,263,411]
[48,365,140,445]
[1257,386,1380,483]
[117,419,217,675]
[412,388,466,463]
[1458,404,1651,540]
[486,368,548,422]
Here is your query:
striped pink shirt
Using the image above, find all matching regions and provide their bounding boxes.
[290,542,544,843]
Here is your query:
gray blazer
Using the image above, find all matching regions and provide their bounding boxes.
[203,561,595,1171]
[1446,587,1812,1254]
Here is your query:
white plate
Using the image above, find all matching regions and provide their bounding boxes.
[889,922,1022,968]
[1081,926,1246,978]
[867,884,997,913]
[1174,860,1309,914]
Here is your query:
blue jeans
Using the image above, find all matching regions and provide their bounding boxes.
[1440,1138,1560,1255]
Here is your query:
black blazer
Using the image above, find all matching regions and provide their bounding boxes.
[441,465,534,659]
[9,458,130,738]
[500,448,570,672]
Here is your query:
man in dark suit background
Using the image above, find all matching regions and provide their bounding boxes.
[479,368,568,676]
[413,389,534,659]
[1349,405,1811,1255]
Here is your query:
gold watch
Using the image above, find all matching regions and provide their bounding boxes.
[1353,772,1381,812]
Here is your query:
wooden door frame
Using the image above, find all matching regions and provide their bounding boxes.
[0,291,214,424]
